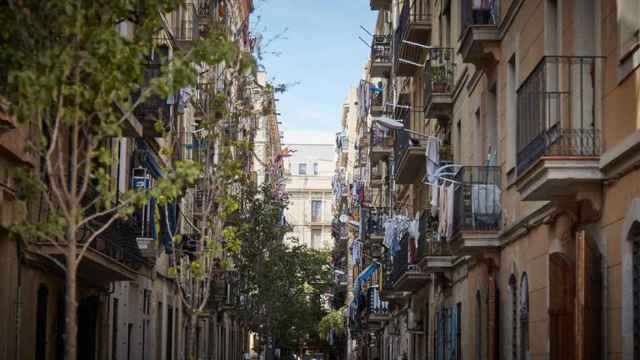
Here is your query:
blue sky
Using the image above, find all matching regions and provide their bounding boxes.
[252,0,376,144]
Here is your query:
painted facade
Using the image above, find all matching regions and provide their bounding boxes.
[335,1,640,360]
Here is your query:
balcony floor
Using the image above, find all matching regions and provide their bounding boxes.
[371,145,392,162]
[370,62,392,78]
[450,231,500,256]
[425,93,453,119]
[459,25,499,65]
[419,256,455,273]
[515,157,602,201]
[34,242,139,285]
[393,270,430,292]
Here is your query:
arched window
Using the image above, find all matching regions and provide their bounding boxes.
[520,273,529,360]
[36,285,49,360]
[476,290,482,360]
[508,274,517,360]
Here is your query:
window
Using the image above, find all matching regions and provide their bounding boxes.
[298,163,307,175]
[313,162,319,175]
[507,55,517,172]
[311,200,322,222]
[311,229,322,248]
[520,274,530,360]
[509,274,517,360]
[112,298,119,360]
[618,0,640,58]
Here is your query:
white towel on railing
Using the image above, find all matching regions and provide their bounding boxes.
[471,184,501,228]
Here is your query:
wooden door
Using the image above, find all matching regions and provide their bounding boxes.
[575,230,602,360]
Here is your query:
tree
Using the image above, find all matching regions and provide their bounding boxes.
[1,1,251,359]
[234,183,334,355]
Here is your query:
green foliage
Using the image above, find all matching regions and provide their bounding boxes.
[318,308,345,339]
[233,183,333,351]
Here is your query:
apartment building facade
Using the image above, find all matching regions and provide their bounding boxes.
[335,1,640,360]
[0,1,270,359]
[284,144,335,250]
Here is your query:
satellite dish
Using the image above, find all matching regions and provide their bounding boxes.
[339,214,349,223]
[374,117,404,130]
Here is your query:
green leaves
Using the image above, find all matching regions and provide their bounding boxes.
[318,308,345,339]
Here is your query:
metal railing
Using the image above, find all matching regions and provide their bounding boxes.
[194,82,213,116]
[461,0,500,32]
[451,166,502,236]
[133,59,171,127]
[394,0,431,69]
[387,234,427,286]
[371,90,385,108]
[516,56,603,175]
[371,126,392,148]
[425,48,455,104]
[416,209,453,257]
[393,127,411,178]
[371,34,392,65]
[92,217,147,270]
[174,1,196,43]
[366,285,390,315]
[363,207,390,238]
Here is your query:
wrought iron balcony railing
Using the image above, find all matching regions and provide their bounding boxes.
[363,206,390,238]
[451,166,502,236]
[425,48,455,96]
[371,34,392,65]
[132,56,171,134]
[461,0,500,31]
[366,285,389,315]
[516,56,603,175]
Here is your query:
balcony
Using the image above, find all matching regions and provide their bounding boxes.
[194,82,214,118]
[365,286,391,325]
[385,230,429,293]
[370,87,387,117]
[394,128,426,184]
[371,126,393,162]
[450,166,502,255]
[424,48,455,119]
[174,1,197,49]
[514,56,604,202]
[370,0,391,11]
[394,0,432,77]
[194,0,221,36]
[417,210,455,272]
[363,207,389,243]
[458,0,500,66]
[132,58,171,137]
[370,35,392,78]
[35,217,146,285]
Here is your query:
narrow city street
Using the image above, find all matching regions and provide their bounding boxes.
[1,1,640,360]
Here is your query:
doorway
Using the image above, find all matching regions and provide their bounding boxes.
[549,253,575,360]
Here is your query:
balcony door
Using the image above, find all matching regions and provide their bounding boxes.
[549,253,575,360]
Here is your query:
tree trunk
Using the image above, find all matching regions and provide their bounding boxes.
[65,244,78,360]
[187,312,198,360]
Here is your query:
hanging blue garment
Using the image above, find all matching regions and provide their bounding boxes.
[353,262,380,296]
